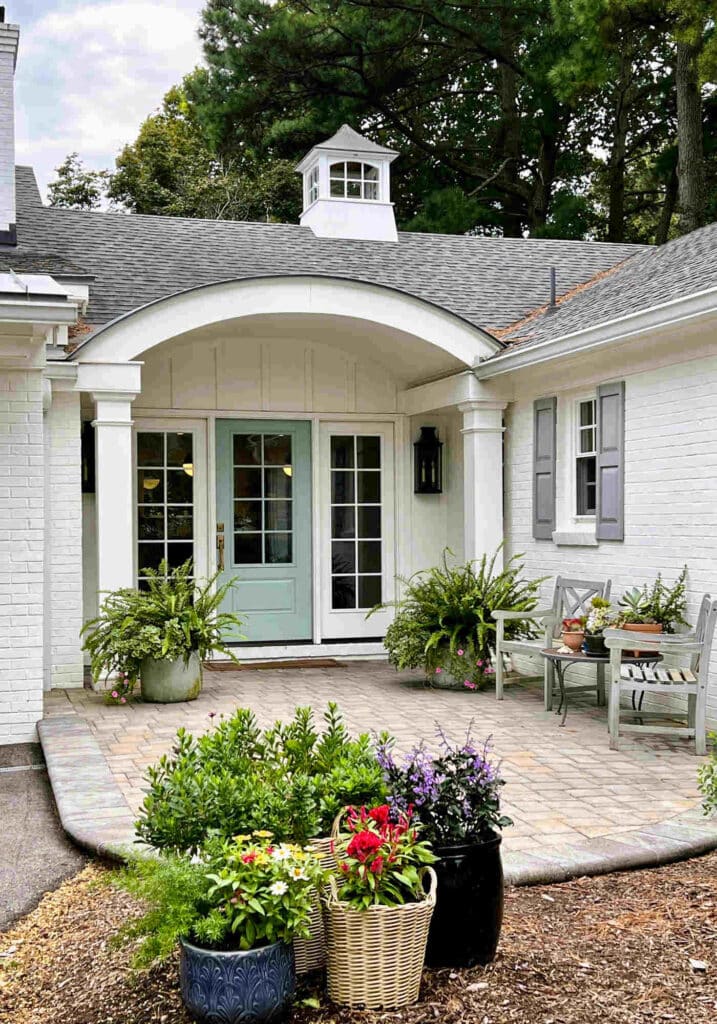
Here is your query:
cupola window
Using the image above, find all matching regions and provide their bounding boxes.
[307,164,319,205]
[329,161,379,200]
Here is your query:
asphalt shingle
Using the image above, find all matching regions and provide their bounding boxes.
[1,167,648,337]
[500,221,717,349]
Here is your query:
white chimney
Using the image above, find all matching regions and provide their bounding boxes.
[0,14,19,246]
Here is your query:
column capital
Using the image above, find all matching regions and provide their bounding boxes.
[459,400,506,435]
[92,391,137,427]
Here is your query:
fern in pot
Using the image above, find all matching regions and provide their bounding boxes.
[82,560,244,703]
[377,548,545,689]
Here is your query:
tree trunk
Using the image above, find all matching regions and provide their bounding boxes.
[607,51,631,243]
[655,161,679,244]
[675,40,706,234]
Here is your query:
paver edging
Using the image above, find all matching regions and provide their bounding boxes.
[39,714,717,884]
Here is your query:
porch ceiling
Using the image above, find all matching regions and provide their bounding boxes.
[142,312,469,390]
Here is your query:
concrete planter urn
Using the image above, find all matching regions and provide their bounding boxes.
[140,651,203,703]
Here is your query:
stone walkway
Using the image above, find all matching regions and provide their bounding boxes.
[42,662,717,884]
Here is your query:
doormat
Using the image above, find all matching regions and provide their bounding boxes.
[205,658,346,672]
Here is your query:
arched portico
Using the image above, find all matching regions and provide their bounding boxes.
[71,276,505,656]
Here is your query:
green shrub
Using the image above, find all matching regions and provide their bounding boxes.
[697,734,717,817]
[617,567,689,632]
[135,703,386,851]
[379,548,545,688]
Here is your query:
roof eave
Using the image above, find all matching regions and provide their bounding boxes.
[474,284,717,380]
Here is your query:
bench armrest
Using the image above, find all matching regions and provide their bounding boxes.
[603,628,701,655]
[493,606,554,622]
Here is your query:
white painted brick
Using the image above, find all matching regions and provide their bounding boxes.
[504,353,717,733]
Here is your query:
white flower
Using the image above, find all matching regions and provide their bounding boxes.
[269,881,288,896]
[190,853,204,865]
[271,845,292,861]
[290,866,307,881]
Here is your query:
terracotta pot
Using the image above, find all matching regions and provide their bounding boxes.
[560,630,585,652]
[621,622,662,657]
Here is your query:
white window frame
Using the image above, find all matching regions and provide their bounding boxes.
[133,418,208,585]
[319,421,395,639]
[328,161,380,201]
[574,396,597,519]
[306,163,320,207]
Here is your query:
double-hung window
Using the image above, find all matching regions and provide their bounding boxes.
[575,398,597,516]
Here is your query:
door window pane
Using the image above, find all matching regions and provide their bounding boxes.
[330,435,382,609]
[263,434,292,465]
[231,431,295,565]
[136,431,195,584]
[235,501,262,532]
[266,533,292,564]
[235,533,262,564]
[234,468,262,498]
[233,434,262,465]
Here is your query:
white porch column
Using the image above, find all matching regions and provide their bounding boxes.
[459,401,506,565]
[92,392,136,595]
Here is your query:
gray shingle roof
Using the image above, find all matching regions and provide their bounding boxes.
[500,221,717,349]
[4,167,648,335]
[312,124,398,156]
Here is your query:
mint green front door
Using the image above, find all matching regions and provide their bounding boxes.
[215,420,312,642]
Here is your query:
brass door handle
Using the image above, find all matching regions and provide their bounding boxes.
[216,523,225,571]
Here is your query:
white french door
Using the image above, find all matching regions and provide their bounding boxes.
[319,422,395,640]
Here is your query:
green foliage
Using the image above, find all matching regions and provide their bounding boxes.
[47,153,109,210]
[115,833,325,966]
[617,567,689,632]
[108,83,300,222]
[697,735,717,817]
[135,703,386,851]
[333,806,436,910]
[81,560,245,684]
[379,548,546,688]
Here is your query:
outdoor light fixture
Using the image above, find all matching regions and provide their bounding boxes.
[414,426,443,494]
[182,462,194,477]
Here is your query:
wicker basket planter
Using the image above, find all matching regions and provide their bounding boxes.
[292,836,335,975]
[322,868,437,1009]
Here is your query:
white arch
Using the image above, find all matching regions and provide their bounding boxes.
[71,275,499,365]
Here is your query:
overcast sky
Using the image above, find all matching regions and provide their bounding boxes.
[10,1,205,196]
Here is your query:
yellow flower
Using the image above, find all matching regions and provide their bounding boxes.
[252,829,274,839]
[233,834,252,843]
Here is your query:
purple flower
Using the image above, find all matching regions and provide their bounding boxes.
[435,667,442,674]
[457,649,464,656]
[464,680,476,690]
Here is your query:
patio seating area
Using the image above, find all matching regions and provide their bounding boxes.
[45,661,708,858]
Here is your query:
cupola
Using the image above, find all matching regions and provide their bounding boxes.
[295,124,398,242]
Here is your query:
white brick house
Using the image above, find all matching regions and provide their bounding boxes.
[1,17,716,744]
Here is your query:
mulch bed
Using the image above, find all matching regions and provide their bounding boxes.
[1,852,715,1024]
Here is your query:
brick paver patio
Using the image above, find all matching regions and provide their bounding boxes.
[44,661,708,857]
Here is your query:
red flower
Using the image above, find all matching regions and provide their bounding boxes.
[346,830,383,862]
[368,804,391,827]
[370,855,384,875]
[241,851,257,865]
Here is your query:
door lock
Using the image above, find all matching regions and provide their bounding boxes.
[216,522,225,571]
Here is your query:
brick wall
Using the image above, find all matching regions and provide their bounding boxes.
[44,387,83,689]
[504,353,717,732]
[0,368,44,743]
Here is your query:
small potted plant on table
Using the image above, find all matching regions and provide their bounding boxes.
[377,728,511,968]
[82,559,245,703]
[323,805,436,1009]
[582,596,614,656]
[116,832,325,1024]
[618,567,688,656]
[560,617,585,651]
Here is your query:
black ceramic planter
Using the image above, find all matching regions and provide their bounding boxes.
[179,938,295,1024]
[582,634,607,657]
[425,833,504,968]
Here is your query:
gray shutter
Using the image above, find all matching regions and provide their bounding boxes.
[596,380,625,541]
[533,397,556,540]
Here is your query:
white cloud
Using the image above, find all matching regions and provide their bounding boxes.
[12,1,204,195]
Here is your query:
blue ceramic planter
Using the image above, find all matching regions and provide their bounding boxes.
[179,938,295,1024]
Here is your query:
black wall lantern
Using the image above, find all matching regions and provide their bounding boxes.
[414,426,443,494]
